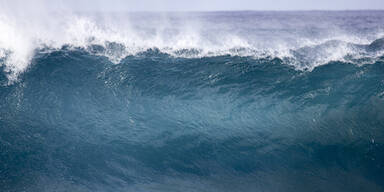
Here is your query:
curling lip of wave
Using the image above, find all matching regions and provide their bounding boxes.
[1,36,384,82]
[1,11,384,81]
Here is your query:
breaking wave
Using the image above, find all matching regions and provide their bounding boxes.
[1,10,384,192]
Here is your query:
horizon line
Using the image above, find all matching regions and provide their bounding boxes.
[67,9,384,13]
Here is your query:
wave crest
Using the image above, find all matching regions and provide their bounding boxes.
[1,12,384,81]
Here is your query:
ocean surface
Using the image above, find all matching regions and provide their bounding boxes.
[1,11,384,192]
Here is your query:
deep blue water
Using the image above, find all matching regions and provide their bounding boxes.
[1,11,384,192]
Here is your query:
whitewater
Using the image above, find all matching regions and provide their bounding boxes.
[1,6,384,192]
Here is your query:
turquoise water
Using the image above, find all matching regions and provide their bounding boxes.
[1,11,384,192]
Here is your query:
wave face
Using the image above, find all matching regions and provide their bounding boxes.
[1,11,384,192]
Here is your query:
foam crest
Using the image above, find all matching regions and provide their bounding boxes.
[0,15,35,81]
[1,9,384,81]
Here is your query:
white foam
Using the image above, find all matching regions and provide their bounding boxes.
[0,15,35,81]
[0,5,383,81]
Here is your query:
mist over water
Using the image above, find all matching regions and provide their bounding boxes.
[1,2,384,192]
[1,7,384,80]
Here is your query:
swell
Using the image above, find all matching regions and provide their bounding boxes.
[1,49,384,191]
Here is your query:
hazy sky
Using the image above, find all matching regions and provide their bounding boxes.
[2,0,384,12]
